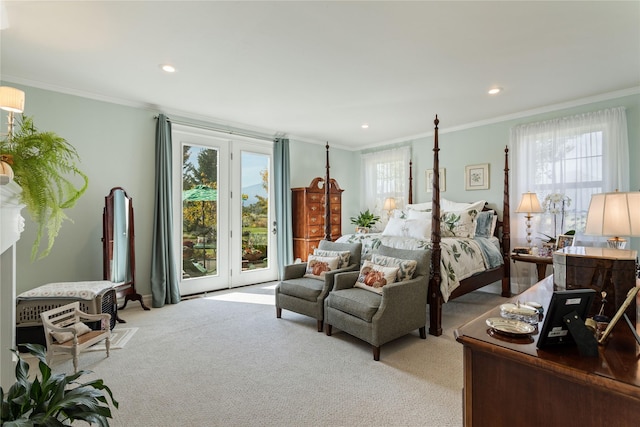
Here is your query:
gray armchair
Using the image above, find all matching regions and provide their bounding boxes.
[324,245,430,360]
[276,240,362,332]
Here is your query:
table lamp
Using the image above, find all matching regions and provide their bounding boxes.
[383,197,396,219]
[515,192,543,248]
[584,191,640,249]
[0,86,25,185]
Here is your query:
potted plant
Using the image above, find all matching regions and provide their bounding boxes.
[0,116,88,260]
[350,209,380,233]
[0,343,118,426]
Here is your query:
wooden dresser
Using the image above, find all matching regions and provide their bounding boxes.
[291,177,343,261]
[455,276,640,426]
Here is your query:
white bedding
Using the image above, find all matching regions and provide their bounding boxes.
[336,233,502,302]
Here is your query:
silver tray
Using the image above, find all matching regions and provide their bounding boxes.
[486,317,536,337]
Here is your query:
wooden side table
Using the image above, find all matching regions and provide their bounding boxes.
[454,276,640,426]
[510,253,553,281]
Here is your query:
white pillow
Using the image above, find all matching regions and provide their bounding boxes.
[440,198,486,213]
[405,201,432,212]
[406,209,431,221]
[354,260,399,294]
[382,218,430,240]
[50,322,92,344]
[391,209,408,219]
[304,255,340,279]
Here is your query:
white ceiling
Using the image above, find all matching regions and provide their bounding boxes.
[1,1,639,150]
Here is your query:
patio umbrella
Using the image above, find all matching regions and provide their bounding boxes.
[182,185,217,268]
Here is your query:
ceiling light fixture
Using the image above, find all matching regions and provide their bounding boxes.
[361,123,369,129]
[161,64,176,73]
[488,87,502,95]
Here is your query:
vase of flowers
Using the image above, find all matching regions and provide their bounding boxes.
[542,192,571,240]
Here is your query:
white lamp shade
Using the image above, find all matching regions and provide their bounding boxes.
[383,197,396,211]
[584,192,640,237]
[0,86,25,113]
[515,192,543,214]
[0,160,14,185]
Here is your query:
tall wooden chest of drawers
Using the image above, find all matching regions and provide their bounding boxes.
[292,177,343,261]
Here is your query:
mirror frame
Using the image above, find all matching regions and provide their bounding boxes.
[102,187,149,313]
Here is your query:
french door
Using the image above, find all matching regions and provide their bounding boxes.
[172,125,277,295]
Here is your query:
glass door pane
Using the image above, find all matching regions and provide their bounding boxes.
[182,145,218,279]
[241,151,269,272]
[173,127,230,296]
[231,144,277,287]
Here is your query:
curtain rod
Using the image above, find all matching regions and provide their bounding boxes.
[155,115,278,142]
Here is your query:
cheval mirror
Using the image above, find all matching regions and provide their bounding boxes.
[102,187,149,320]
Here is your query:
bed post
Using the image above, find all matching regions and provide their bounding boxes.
[324,142,332,241]
[429,115,443,336]
[502,146,511,297]
[408,159,413,204]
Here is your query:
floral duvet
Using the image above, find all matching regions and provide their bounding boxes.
[336,233,503,302]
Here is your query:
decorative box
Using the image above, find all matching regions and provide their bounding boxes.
[553,246,637,321]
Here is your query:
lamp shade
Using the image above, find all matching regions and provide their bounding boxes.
[0,86,25,113]
[383,197,396,211]
[515,192,543,214]
[584,191,640,237]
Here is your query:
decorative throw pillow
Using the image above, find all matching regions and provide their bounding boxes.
[474,210,495,238]
[304,255,340,279]
[370,254,418,282]
[313,249,350,269]
[440,208,479,238]
[382,218,430,240]
[354,260,399,294]
[50,321,92,344]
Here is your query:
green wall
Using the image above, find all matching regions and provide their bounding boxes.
[2,84,157,295]
[396,92,640,251]
[2,83,638,296]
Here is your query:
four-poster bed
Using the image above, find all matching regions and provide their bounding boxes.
[332,115,511,336]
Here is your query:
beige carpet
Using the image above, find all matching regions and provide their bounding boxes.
[43,282,505,427]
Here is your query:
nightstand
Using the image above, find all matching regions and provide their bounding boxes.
[510,253,553,281]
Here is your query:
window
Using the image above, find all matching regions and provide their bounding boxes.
[361,146,410,221]
[510,107,629,245]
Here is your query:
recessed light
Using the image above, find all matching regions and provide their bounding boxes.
[488,87,502,95]
[361,123,369,129]
[161,64,176,73]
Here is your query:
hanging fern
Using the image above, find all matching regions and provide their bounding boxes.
[1,116,88,260]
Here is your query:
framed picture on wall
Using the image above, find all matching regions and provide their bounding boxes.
[465,163,489,190]
[425,168,446,192]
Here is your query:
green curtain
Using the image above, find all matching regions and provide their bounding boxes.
[151,114,180,306]
[274,138,293,279]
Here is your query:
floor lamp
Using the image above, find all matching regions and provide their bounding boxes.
[515,192,543,249]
